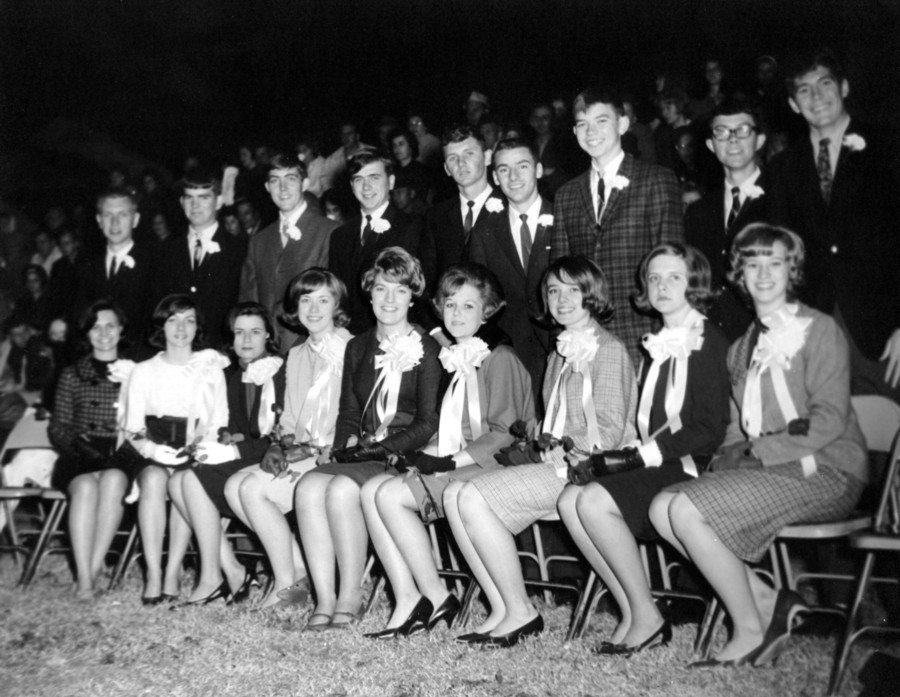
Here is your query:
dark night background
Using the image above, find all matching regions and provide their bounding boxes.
[1,0,899,213]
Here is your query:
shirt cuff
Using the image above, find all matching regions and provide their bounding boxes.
[638,440,664,468]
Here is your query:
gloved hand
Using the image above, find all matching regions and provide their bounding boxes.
[567,458,599,485]
[710,443,763,472]
[494,443,543,467]
[284,444,317,463]
[406,451,455,475]
[148,443,190,466]
[72,436,105,464]
[195,442,238,465]
[567,448,644,484]
[260,444,286,475]
[332,442,389,463]
[315,445,333,466]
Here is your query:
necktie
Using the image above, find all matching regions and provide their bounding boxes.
[192,237,203,270]
[108,256,118,279]
[726,186,741,229]
[817,138,833,204]
[280,219,290,247]
[519,214,532,270]
[361,214,374,247]
[596,176,606,223]
[463,200,475,240]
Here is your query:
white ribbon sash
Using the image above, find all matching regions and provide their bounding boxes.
[301,334,346,445]
[362,332,424,441]
[437,340,490,456]
[242,355,284,436]
[543,328,601,450]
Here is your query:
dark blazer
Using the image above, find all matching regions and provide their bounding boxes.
[328,204,425,335]
[685,179,768,342]
[469,198,553,409]
[156,226,246,348]
[332,326,441,454]
[551,153,683,365]
[240,205,338,350]
[224,361,287,463]
[768,123,900,359]
[78,242,157,356]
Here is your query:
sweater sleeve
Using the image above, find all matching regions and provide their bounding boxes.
[48,366,77,452]
[380,335,442,453]
[332,339,364,449]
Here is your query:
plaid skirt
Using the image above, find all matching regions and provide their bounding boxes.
[666,463,865,562]
[472,462,565,535]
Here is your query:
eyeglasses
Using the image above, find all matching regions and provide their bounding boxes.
[711,124,756,141]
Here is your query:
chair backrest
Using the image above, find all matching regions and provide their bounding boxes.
[853,396,900,534]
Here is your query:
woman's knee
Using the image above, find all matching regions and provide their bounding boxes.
[68,473,97,499]
[326,475,361,509]
[139,466,169,495]
[556,484,580,516]
[237,472,264,503]
[455,482,488,524]
[167,471,184,498]
[295,472,329,506]
[667,493,700,533]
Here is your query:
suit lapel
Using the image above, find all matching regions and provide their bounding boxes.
[495,212,526,280]
[599,153,633,229]
[529,199,553,277]
[577,172,594,225]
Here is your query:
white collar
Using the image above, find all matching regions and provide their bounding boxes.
[508,196,542,229]
[188,222,218,243]
[592,150,626,181]
[460,185,493,213]
[360,200,390,223]
[279,200,307,230]
[725,167,762,198]
[106,240,134,261]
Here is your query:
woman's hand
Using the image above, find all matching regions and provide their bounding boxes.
[195,442,238,465]
[316,445,333,466]
[333,443,388,463]
[150,444,190,466]
[494,443,543,466]
[261,444,287,475]
[406,451,454,475]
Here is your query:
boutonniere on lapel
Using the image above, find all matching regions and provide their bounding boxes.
[842,134,866,152]
[121,254,135,269]
[371,218,391,234]
[608,174,630,191]
[538,214,554,227]
[484,197,504,214]
[746,184,765,199]
[204,240,221,255]
[285,226,302,241]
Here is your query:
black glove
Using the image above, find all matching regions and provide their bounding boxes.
[567,458,599,485]
[568,448,644,484]
[72,436,105,464]
[406,451,455,475]
[494,442,543,467]
[710,443,763,472]
[260,444,286,475]
[332,443,389,463]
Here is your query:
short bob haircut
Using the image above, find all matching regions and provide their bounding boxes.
[281,267,350,330]
[361,246,426,298]
[727,223,806,302]
[541,255,614,325]
[225,301,280,355]
[432,263,506,321]
[149,293,207,350]
[78,299,129,353]
[634,242,714,313]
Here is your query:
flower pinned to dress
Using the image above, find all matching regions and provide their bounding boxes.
[121,254,136,270]
[107,359,136,383]
[556,327,599,371]
[753,305,813,372]
[484,197,504,214]
[643,327,699,362]
[376,332,424,373]
[439,337,490,376]
[538,214,554,227]
[184,348,231,380]
[842,134,866,152]
[746,184,765,199]
[371,218,391,234]
[608,174,630,191]
[309,331,348,375]
[242,355,284,385]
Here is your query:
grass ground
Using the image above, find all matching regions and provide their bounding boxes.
[0,555,889,697]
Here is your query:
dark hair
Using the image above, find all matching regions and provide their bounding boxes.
[433,263,506,321]
[659,87,689,114]
[266,151,308,178]
[23,263,48,290]
[320,188,347,217]
[96,185,139,212]
[388,128,419,160]
[442,123,484,148]
[634,243,714,313]
[149,294,207,350]
[727,223,805,302]
[348,151,393,177]
[541,256,614,324]
[78,299,128,353]
[572,87,625,118]
[492,136,539,162]
[225,302,279,355]
[785,48,847,95]
[295,133,323,159]
[178,166,222,196]
[708,97,764,134]
[282,268,350,330]
[361,246,426,297]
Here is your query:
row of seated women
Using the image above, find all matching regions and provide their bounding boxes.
[48,223,866,666]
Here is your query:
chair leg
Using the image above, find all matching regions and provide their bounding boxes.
[693,596,725,660]
[826,551,876,696]
[566,570,598,641]
[19,498,67,587]
[457,577,480,627]
[108,524,139,591]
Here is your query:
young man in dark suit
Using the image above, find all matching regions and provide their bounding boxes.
[79,186,157,357]
[156,169,246,348]
[240,152,338,350]
[419,125,504,295]
[685,98,768,342]
[551,87,683,365]
[469,137,551,411]
[769,48,900,400]
[328,152,424,335]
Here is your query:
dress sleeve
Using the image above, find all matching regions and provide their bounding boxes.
[332,340,363,449]
[48,366,77,452]
[202,369,229,442]
[380,335,442,454]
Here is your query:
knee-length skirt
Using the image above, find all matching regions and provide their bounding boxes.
[405,462,502,523]
[666,462,865,562]
[472,462,566,535]
[314,460,400,487]
[601,461,693,540]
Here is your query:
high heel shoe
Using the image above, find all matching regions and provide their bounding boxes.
[427,594,461,630]
[752,589,809,666]
[484,615,544,648]
[364,596,434,639]
[175,579,229,608]
[687,643,765,669]
[226,570,258,606]
[455,632,489,644]
[596,620,672,656]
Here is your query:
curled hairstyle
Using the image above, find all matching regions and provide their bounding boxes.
[78,299,128,353]
[727,223,805,302]
[361,246,426,298]
[634,243,714,313]
[388,128,419,160]
[281,267,350,330]
[149,293,207,350]
[432,263,506,321]
[226,302,280,355]
[541,256,614,325]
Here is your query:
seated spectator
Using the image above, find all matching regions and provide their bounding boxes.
[221,205,243,237]
[49,229,85,321]
[320,188,349,224]
[296,133,330,198]
[16,264,52,334]
[31,229,63,276]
